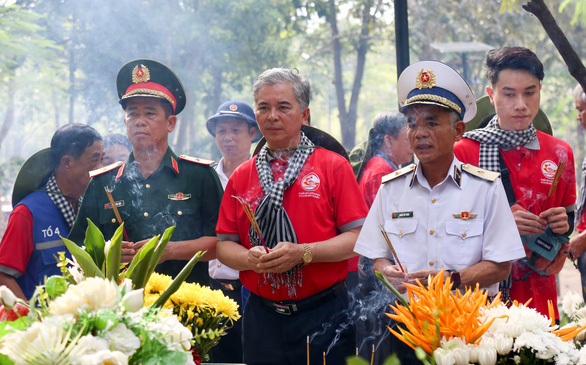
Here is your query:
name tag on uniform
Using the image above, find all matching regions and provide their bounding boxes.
[104,201,124,209]
[168,192,191,201]
[392,211,413,219]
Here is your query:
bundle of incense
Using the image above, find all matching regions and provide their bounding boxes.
[104,187,130,242]
[378,224,406,273]
[548,159,567,198]
[231,195,269,253]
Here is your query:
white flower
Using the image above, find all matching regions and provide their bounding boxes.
[49,277,120,316]
[433,347,454,365]
[150,316,193,350]
[66,256,85,283]
[579,346,586,365]
[76,334,109,354]
[103,323,140,356]
[119,278,133,294]
[121,288,144,313]
[0,285,17,309]
[76,350,128,365]
[477,347,496,365]
[562,291,584,318]
[452,346,469,365]
[493,334,513,355]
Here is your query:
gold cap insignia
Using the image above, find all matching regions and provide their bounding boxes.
[132,64,151,84]
[229,104,238,111]
[416,68,436,89]
[452,211,477,220]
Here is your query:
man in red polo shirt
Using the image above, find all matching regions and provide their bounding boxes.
[216,68,368,365]
[454,47,576,318]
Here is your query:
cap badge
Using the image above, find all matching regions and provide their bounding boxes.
[229,104,238,111]
[132,64,151,84]
[416,68,436,89]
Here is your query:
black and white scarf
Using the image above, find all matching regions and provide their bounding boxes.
[45,174,81,228]
[253,132,314,297]
[463,116,537,172]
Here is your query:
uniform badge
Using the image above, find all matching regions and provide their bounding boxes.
[392,211,414,219]
[104,200,125,209]
[132,64,151,84]
[168,192,191,201]
[229,104,238,111]
[452,211,477,220]
[416,68,436,89]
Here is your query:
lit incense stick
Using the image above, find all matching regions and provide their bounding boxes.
[232,195,269,253]
[548,159,567,197]
[379,225,406,273]
[323,351,326,365]
[307,336,310,365]
[370,344,374,365]
[104,187,130,242]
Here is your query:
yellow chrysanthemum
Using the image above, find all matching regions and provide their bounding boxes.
[144,272,173,296]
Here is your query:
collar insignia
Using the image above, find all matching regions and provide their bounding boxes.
[171,156,179,174]
[132,64,150,84]
[452,211,477,220]
[115,163,126,181]
[454,165,462,187]
[416,68,436,89]
[168,192,191,201]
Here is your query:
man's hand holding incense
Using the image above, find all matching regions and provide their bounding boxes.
[511,204,547,236]
[373,258,409,293]
[539,207,569,234]
[256,241,304,274]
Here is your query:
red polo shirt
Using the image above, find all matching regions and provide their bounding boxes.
[216,148,368,301]
[455,130,576,317]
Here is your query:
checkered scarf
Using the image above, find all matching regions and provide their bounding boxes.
[576,157,586,226]
[463,116,537,172]
[253,131,314,297]
[45,174,81,228]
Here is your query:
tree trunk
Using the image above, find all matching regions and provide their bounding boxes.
[0,68,16,150]
[328,0,350,147]
[523,0,586,92]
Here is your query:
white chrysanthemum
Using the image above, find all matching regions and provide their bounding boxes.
[433,347,454,365]
[579,346,586,365]
[76,350,128,365]
[481,304,553,338]
[0,321,84,364]
[467,343,479,363]
[562,291,584,318]
[75,334,109,354]
[150,316,193,351]
[49,277,120,316]
[493,333,513,355]
[477,346,496,365]
[103,323,140,356]
[438,337,469,365]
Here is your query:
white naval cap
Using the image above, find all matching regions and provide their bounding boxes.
[397,60,477,123]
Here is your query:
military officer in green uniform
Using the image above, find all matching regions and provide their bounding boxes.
[69,59,223,285]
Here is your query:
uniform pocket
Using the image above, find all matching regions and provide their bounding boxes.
[384,218,419,263]
[443,219,484,268]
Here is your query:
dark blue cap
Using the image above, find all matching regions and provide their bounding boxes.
[206,100,262,142]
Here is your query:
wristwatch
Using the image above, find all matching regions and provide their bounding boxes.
[302,243,312,265]
[447,270,461,289]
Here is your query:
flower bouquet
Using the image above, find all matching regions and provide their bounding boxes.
[0,276,194,365]
[376,270,585,365]
[144,272,241,363]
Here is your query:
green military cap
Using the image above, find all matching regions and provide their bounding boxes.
[116,59,186,115]
[465,95,552,135]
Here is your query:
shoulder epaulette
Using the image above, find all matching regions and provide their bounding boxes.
[461,163,500,182]
[89,161,124,178]
[381,163,416,184]
[179,155,215,165]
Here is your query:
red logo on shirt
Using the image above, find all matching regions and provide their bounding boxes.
[301,173,320,191]
[541,160,557,179]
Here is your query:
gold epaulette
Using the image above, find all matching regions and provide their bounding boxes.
[382,163,416,184]
[179,155,215,165]
[89,161,124,178]
[461,163,500,182]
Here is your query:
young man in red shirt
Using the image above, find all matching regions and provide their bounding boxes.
[454,47,576,318]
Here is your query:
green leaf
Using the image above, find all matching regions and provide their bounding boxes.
[152,251,205,308]
[374,271,410,308]
[62,237,104,279]
[105,223,124,283]
[84,219,106,271]
[44,275,69,299]
[126,235,159,289]
[0,353,14,365]
[146,226,176,281]
[382,354,402,365]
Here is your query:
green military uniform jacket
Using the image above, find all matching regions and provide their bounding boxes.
[68,147,223,285]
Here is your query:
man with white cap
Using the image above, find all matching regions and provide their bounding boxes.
[354,60,525,362]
